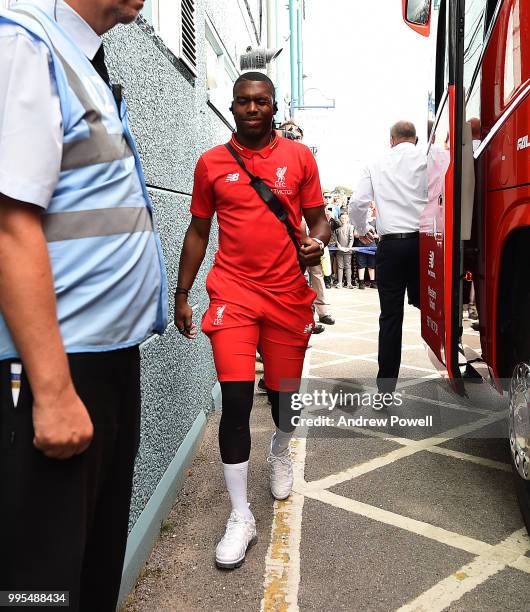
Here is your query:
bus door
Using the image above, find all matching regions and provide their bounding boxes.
[403,0,466,393]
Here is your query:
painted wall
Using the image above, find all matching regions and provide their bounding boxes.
[105,0,266,526]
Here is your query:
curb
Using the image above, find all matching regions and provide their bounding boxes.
[118,408,208,606]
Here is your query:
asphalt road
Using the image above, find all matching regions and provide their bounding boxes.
[123,286,530,612]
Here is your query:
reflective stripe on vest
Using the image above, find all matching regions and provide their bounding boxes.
[13,8,133,171]
[43,207,153,242]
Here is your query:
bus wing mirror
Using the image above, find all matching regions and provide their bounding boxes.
[402,0,431,36]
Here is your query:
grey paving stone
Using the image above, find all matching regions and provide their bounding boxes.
[299,499,473,612]
[449,567,530,611]
[332,451,523,545]
[304,428,402,483]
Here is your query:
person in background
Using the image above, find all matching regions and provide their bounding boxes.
[350,120,427,394]
[278,119,303,142]
[0,1,167,609]
[307,247,335,326]
[357,202,377,289]
[325,200,340,287]
[330,193,341,219]
[335,212,355,289]
[282,132,335,329]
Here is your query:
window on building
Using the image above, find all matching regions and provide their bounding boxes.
[205,18,238,126]
[143,0,197,76]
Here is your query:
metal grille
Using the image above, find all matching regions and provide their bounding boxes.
[180,0,197,74]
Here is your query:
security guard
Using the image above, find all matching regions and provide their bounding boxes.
[0,1,167,610]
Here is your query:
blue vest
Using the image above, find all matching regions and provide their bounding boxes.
[0,4,168,359]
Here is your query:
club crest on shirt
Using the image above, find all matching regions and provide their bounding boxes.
[213,305,226,326]
[275,166,287,188]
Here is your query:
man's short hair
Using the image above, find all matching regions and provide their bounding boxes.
[233,72,276,100]
[390,120,417,140]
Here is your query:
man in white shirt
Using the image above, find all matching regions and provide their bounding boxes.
[350,121,427,393]
[0,1,163,610]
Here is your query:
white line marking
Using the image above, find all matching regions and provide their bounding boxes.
[300,489,492,557]
[402,392,496,416]
[360,356,439,374]
[426,446,511,472]
[510,554,530,574]
[396,529,530,612]
[303,413,505,490]
[261,349,312,611]
[260,440,305,612]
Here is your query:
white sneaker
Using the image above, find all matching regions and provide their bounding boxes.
[267,442,294,500]
[215,509,257,569]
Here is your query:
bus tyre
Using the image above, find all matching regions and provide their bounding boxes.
[509,362,530,532]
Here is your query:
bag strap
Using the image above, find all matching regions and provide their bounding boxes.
[225,143,305,273]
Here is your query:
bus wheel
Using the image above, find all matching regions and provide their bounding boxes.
[509,362,530,532]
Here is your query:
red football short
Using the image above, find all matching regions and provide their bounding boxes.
[201,270,316,391]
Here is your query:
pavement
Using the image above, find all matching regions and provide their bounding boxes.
[122,285,530,612]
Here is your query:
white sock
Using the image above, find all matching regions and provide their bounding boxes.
[271,428,293,456]
[222,461,253,519]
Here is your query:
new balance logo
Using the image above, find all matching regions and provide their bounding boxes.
[225,173,240,182]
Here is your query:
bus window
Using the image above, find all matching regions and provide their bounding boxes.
[463,0,488,96]
[503,0,522,105]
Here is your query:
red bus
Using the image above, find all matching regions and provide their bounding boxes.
[402,0,530,529]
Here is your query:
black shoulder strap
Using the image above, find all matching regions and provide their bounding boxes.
[225,143,305,273]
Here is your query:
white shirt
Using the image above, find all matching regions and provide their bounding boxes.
[350,142,427,236]
[0,0,101,208]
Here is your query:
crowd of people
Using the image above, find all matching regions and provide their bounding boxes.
[324,197,377,291]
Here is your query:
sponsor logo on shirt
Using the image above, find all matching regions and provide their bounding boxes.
[225,173,240,183]
[213,305,226,326]
[275,166,287,188]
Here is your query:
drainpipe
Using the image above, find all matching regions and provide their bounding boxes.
[267,0,275,80]
[289,0,298,117]
[274,0,283,120]
[297,2,304,108]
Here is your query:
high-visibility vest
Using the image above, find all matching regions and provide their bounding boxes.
[0,3,168,359]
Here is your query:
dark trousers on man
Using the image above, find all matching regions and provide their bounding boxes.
[0,347,141,612]
[375,235,420,392]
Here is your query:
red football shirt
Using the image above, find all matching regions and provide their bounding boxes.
[190,133,323,292]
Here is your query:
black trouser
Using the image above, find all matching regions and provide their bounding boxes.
[0,347,141,612]
[219,382,301,464]
[376,236,420,392]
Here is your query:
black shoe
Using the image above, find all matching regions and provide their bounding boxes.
[257,377,267,393]
[471,321,480,332]
[312,323,325,334]
[358,281,365,290]
[319,315,335,325]
[369,281,377,289]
